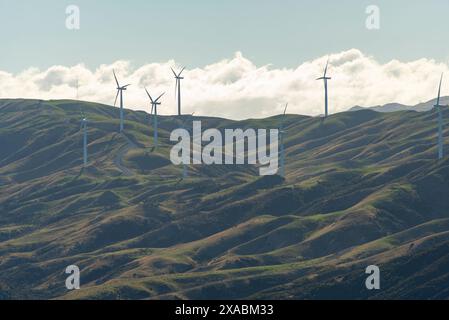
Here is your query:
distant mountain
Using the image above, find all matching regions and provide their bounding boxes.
[349,96,449,113]
[1,98,449,300]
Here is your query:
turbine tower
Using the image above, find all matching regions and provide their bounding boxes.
[279,103,288,178]
[171,67,185,116]
[113,70,131,133]
[316,58,332,118]
[145,88,165,149]
[80,112,88,166]
[435,73,446,160]
[180,113,194,179]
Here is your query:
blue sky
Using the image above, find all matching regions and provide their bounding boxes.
[1,1,449,119]
[1,0,449,73]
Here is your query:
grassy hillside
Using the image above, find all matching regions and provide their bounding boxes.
[0,98,449,300]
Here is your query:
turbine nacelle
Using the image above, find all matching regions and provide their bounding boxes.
[145,88,165,114]
[113,70,131,108]
[117,85,131,91]
[171,67,186,78]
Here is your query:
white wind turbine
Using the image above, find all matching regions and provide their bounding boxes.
[113,70,131,133]
[316,58,332,118]
[145,88,165,149]
[171,67,185,116]
[279,103,288,178]
[80,111,88,166]
[434,73,446,160]
[75,77,79,100]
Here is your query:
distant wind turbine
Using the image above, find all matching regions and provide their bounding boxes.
[145,88,165,149]
[80,112,88,166]
[435,73,446,160]
[171,67,185,116]
[75,78,79,100]
[113,70,131,133]
[279,103,288,178]
[316,58,332,118]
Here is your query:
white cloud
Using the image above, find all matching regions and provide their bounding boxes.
[1,49,448,119]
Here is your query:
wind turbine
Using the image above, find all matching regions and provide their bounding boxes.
[113,70,131,133]
[316,58,332,118]
[80,112,88,166]
[435,73,446,160]
[75,78,79,100]
[171,67,185,116]
[279,103,288,178]
[145,88,165,149]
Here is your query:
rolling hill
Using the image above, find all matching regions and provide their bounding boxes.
[1,98,449,300]
[350,96,449,113]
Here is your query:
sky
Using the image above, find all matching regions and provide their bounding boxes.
[1,0,449,119]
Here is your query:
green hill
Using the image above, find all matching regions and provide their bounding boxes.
[0,98,449,300]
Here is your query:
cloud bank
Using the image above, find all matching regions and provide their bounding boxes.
[1,49,448,119]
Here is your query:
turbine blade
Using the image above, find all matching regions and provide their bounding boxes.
[283,103,288,116]
[155,92,165,103]
[123,84,131,88]
[324,58,329,77]
[437,73,444,105]
[145,88,154,103]
[178,66,186,77]
[114,89,120,106]
[280,103,288,129]
[113,70,120,87]
[171,67,177,77]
